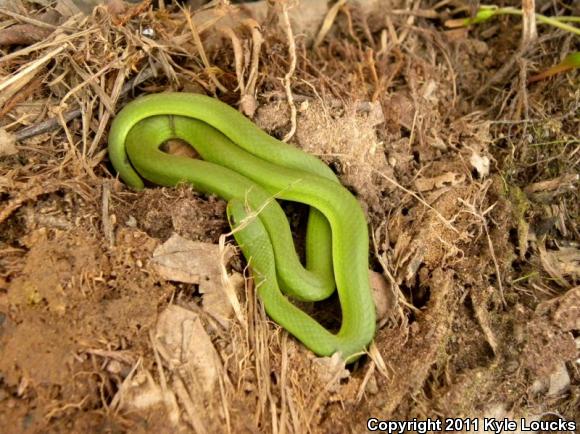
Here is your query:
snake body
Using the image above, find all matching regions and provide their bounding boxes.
[108,93,375,360]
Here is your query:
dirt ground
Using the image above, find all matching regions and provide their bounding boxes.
[0,0,578,433]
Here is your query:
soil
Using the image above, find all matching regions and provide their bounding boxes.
[0,1,578,433]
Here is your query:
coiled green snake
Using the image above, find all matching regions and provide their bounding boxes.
[108,93,375,360]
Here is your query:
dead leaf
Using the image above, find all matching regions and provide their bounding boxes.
[538,244,580,288]
[524,174,579,196]
[112,367,181,426]
[201,271,244,328]
[151,233,232,285]
[154,305,220,393]
[0,129,17,156]
[151,233,238,325]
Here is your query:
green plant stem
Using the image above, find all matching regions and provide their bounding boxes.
[469,6,580,36]
[536,14,580,35]
[553,16,580,23]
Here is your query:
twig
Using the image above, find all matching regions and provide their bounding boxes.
[386,8,439,18]
[472,47,527,103]
[0,75,43,117]
[516,57,530,120]
[241,19,263,116]
[15,109,81,142]
[218,25,245,93]
[0,21,95,65]
[356,360,375,403]
[101,180,114,247]
[14,64,159,142]
[0,45,64,93]
[279,334,289,434]
[182,5,228,94]
[400,0,422,45]
[44,396,89,420]
[521,0,537,48]
[281,2,297,142]
[0,7,62,30]
[314,0,346,48]
[244,19,263,96]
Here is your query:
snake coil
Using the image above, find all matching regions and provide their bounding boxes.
[108,93,376,361]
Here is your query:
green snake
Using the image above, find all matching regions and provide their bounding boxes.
[108,93,375,360]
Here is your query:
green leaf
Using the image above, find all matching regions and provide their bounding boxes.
[463,6,499,26]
